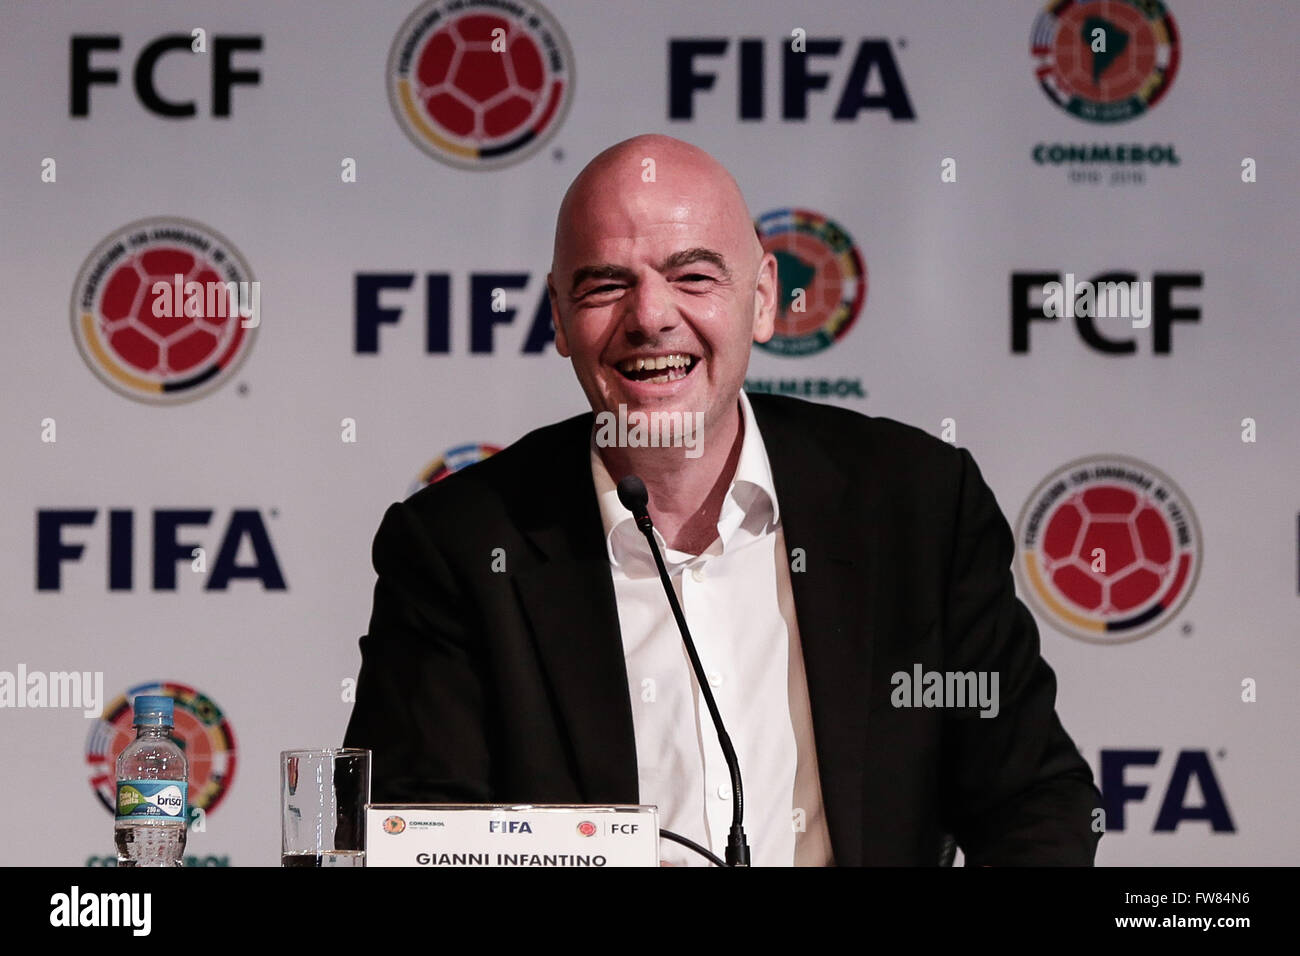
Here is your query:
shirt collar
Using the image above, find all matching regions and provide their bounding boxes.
[590,390,780,570]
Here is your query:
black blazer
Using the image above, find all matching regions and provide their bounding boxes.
[343,393,1102,865]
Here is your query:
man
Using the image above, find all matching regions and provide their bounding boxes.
[344,134,1102,866]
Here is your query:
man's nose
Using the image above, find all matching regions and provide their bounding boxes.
[620,274,678,338]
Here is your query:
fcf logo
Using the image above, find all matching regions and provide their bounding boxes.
[71,218,257,403]
[1014,455,1200,643]
[387,0,574,168]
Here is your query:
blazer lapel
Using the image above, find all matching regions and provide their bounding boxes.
[749,394,877,867]
[508,414,641,805]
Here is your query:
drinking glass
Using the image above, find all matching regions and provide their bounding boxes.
[280,748,370,867]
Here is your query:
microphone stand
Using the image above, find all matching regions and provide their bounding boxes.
[618,475,751,867]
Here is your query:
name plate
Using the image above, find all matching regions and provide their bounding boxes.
[365,804,659,867]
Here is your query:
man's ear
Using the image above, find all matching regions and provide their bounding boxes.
[752,252,777,344]
[548,274,571,357]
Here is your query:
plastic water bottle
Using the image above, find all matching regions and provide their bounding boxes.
[115,695,188,867]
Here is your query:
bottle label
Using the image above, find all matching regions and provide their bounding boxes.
[115,780,188,821]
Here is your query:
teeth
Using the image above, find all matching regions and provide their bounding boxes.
[640,364,691,384]
[618,353,693,373]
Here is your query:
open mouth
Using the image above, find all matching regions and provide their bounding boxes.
[615,353,699,385]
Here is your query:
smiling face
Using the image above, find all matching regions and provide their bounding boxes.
[548,135,776,447]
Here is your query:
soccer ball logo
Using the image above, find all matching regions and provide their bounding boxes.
[1040,486,1171,614]
[417,17,544,141]
[1030,0,1180,123]
[71,218,256,404]
[388,0,574,169]
[1015,456,1200,644]
[101,251,234,377]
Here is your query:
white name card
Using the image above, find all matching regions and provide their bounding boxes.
[365,804,659,867]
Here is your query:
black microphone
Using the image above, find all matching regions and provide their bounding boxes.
[616,474,751,867]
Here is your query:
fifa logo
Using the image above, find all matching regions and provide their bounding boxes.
[488,820,533,834]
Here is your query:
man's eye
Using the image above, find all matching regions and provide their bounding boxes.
[582,283,622,296]
[677,273,715,283]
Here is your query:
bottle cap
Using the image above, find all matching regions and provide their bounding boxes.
[133,695,175,727]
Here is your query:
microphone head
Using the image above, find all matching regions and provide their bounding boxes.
[616,474,650,517]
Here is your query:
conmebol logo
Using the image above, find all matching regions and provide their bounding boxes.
[1030,0,1180,123]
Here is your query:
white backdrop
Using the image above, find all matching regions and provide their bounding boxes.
[1,0,1296,866]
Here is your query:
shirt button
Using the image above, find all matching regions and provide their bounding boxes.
[708,672,723,687]
[716,784,731,801]
[691,566,706,583]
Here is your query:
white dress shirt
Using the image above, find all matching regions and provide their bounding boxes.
[590,390,834,866]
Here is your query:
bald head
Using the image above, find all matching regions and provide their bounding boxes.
[545,134,778,457]
[551,134,763,275]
